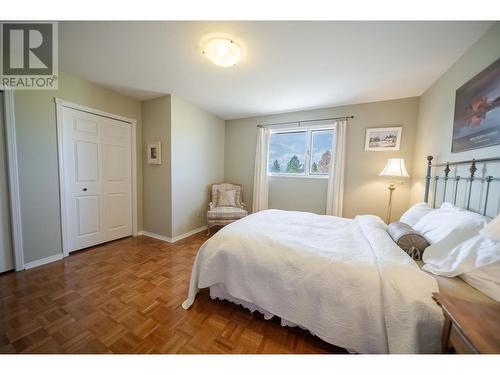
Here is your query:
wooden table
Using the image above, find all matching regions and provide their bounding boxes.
[433,292,500,353]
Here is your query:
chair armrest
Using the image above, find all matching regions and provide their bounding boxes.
[240,202,246,208]
[209,202,215,210]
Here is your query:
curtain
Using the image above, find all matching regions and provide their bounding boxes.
[326,120,347,216]
[252,127,270,213]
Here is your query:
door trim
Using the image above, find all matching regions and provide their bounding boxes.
[54,98,137,124]
[1,88,25,271]
[54,98,138,257]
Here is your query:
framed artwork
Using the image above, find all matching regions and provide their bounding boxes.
[452,58,500,153]
[147,142,162,164]
[365,127,402,151]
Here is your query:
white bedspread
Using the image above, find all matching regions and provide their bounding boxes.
[182,209,443,353]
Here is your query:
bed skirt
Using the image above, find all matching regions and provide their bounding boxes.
[209,283,356,353]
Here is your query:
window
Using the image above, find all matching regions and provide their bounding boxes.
[268,127,334,177]
[309,129,334,175]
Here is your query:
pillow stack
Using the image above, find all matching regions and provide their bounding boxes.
[395,202,500,302]
[414,204,488,260]
[413,204,499,302]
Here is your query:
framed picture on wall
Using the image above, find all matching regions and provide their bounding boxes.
[364,127,402,151]
[147,142,162,164]
[452,58,500,153]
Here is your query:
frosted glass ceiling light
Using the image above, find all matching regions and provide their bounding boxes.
[202,38,242,67]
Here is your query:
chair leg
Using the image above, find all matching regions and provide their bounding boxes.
[207,226,211,236]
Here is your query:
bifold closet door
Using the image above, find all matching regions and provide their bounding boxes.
[62,107,132,253]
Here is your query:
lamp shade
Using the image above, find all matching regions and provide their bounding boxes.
[379,158,410,178]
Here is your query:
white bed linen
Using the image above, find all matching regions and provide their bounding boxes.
[182,209,443,353]
[417,205,489,262]
[423,234,500,301]
[399,202,433,227]
[480,215,500,240]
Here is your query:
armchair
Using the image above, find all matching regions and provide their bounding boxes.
[207,183,248,235]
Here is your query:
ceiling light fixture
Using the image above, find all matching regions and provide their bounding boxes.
[202,38,242,67]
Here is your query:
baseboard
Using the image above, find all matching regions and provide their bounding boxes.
[141,231,172,243]
[171,226,207,242]
[141,226,207,244]
[22,228,203,269]
[24,253,64,270]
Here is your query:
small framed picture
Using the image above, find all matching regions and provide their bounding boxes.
[365,127,402,151]
[147,142,162,164]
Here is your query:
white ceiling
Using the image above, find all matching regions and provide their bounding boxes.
[59,21,493,120]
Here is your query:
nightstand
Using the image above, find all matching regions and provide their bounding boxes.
[432,292,500,354]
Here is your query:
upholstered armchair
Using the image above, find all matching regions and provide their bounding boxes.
[207,183,248,235]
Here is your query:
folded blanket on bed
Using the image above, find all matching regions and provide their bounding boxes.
[182,209,443,354]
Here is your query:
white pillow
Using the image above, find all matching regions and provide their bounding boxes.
[423,234,500,302]
[399,202,433,227]
[417,207,489,262]
[439,202,457,211]
[460,263,500,302]
[423,234,500,275]
[480,215,500,241]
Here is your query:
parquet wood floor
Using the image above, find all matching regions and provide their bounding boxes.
[0,233,347,354]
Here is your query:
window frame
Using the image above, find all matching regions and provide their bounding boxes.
[267,124,335,179]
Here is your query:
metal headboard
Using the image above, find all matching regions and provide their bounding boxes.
[424,155,500,218]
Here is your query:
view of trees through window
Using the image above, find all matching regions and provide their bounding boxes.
[269,131,307,174]
[268,128,334,176]
[310,129,334,175]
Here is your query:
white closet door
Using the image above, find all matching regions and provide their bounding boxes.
[62,107,132,253]
[101,116,132,242]
[0,91,14,272]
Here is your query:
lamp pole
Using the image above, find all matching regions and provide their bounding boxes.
[386,181,395,224]
[379,159,409,224]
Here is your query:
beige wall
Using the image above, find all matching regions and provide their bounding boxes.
[14,71,143,263]
[142,95,172,237]
[410,23,500,205]
[269,178,328,214]
[225,97,420,219]
[170,95,225,237]
[13,22,498,265]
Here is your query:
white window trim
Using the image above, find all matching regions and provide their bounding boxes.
[268,124,334,179]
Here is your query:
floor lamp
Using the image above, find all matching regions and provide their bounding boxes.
[379,158,410,224]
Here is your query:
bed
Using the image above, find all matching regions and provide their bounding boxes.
[417,261,496,305]
[182,156,500,354]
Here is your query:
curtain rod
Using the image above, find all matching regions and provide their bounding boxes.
[257,115,354,128]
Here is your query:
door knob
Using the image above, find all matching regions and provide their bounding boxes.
[83,188,88,191]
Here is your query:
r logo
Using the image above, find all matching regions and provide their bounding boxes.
[2,23,53,75]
